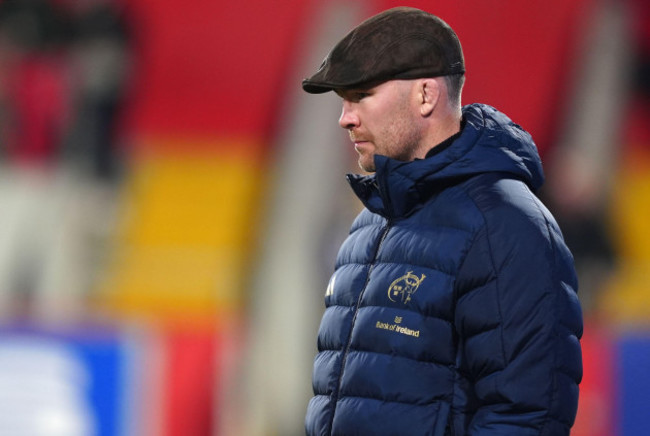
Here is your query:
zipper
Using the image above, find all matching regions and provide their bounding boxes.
[435,402,451,436]
[328,219,392,432]
[445,409,454,436]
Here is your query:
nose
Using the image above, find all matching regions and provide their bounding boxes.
[338,101,359,130]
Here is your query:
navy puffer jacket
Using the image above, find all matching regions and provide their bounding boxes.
[305,104,583,436]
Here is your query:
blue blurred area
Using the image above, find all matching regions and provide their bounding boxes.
[0,325,132,436]
[619,333,650,435]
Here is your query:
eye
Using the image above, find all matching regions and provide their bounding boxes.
[349,91,370,102]
[337,89,371,103]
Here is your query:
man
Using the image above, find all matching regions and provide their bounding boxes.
[302,7,583,436]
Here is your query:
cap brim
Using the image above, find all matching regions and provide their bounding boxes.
[301,79,336,94]
[301,77,388,94]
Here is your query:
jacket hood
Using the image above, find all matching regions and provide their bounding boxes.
[348,103,545,218]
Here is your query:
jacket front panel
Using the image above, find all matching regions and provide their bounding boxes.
[310,201,479,435]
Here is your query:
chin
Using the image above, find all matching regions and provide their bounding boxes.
[357,154,376,173]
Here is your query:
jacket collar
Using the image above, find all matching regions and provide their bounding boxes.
[347,103,544,219]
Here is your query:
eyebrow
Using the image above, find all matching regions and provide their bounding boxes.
[336,88,372,100]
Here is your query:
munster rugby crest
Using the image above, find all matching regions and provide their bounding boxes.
[388,271,426,304]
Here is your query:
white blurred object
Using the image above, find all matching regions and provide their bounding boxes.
[0,335,96,436]
[548,0,631,215]
[0,164,118,325]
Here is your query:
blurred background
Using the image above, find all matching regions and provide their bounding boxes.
[0,0,647,434]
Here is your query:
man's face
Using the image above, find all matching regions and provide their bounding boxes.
[336,80,423,172]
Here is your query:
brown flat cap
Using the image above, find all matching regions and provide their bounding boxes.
[302,7,465,94]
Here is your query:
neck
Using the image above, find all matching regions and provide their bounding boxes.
[414,110,462,159]
[434,115,462,144]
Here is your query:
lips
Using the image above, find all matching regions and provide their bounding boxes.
[350,132,369,145]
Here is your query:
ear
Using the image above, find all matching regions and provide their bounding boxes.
[418,79,440,117]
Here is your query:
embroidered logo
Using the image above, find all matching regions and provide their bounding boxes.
[387,271,426,304]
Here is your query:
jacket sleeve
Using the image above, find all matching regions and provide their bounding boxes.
[454,197,583,436]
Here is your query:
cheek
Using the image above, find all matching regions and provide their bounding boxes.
[383,115,420,158]
[382,112,408,140]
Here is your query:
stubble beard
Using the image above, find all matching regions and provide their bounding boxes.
[358,118,423,173]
